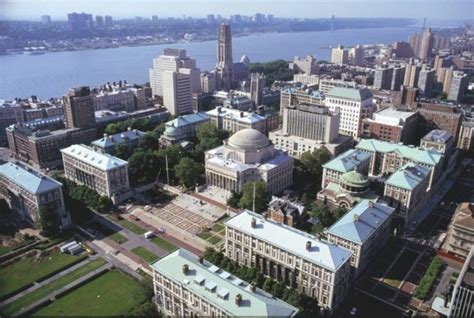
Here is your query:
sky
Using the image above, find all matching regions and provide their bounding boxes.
[0,0,472,22]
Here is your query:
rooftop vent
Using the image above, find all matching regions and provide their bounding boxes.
[251,217,256,228]
[368,201,374,208]
[198,256,204,264]
[354,214,360,222]
[182,264,189,274]
[306,241,312,251]
[250,282,257,292]
[235,294,242,306]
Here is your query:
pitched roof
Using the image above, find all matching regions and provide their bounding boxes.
[61,144,128,171]
[151,249,298,317]
[322,149,371,173]
[327,199,394,244]
[327,87,373,101]
[385,163,431,190]
[0,162,62,195]
[166,112,209,127]
[91,129,145,148]
[225,210,352,272]
[356,139,442,166]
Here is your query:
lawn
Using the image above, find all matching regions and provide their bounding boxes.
[212,223,225,233]
[151,236,176,252]
[207,235,222,245]
[88,222,128,244]
[0,238,36,257]
[197,231,212,240]
[131,247,159,263]
[383,249,419,289]
[108,232,128,245]
[114,218,146,235]
[0,251,86,299]
[0,258,107,316]
[31,270,148,316]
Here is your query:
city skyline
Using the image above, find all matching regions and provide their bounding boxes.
[0,0,472,21]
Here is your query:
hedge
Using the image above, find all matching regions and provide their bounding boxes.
[414,256,444,300]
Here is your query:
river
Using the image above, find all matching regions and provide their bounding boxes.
[0,26,418,99]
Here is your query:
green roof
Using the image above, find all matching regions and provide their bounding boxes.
[340,171,369,188]
[385,163,431,190]
[151,249,298,317]
[356,139,442,166]
[327,87,373,101]
[322,149,371,173]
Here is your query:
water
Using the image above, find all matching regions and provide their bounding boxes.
[0,26,417,99]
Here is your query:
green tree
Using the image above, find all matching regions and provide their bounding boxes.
[98,196,113,213]
[262,277,274,292]
[139,132,160,150]
[226,191,242,208]
[311,223,325,234]
[115,143,131,160]
[175,157,203,188]
[128,149,160,184]
[196,123,219,141]
[39,206,59,237]
[239,181,270,213]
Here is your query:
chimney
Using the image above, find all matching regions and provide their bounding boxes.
[235,294,242,306]
[198,256,204,264]
[217,106,222,113]
[263,213,268,220]
[305,241,311,251]
[250,282,257,292]
[103,133,108,138]
[127,127,132,131]
[368,201,374,208]
[240,111,244,118]
[251,217,256,228]
[353,214,360,222]
[182,264,189,274]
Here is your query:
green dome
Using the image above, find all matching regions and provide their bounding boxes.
[340,171,369,188]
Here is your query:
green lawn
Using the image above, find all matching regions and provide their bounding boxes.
[151,236,176,252]
[108,232,128,245]
[207,235,222,245]
[0,251,86,299]
[197,231,212,240]
[0,238,36,256]
[114,218,146,235]
[131,247,159,263]
[212,223,225,233]
[88,222,128,244]
[0,258,107,316]
[31,270,148,316]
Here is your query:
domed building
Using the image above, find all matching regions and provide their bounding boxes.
[205,128,293,195]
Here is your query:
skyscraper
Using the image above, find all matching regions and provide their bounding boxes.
[67,12,94,32]
[448,71,469,102]
[409,33,421,57]
[419,28,434,61]
[63,86,95,129]
[162,69,193,116]
[404,61,421,87]
[331,45,349,65]
[216,22,233,91]
[41,15,51,24]
[417,66,435,97]
[149,48,201,97]
[349,45,364,66]
[104,15,113,26]
[95,15,104,27]
[250,73,266,106]
[374,65,393,90]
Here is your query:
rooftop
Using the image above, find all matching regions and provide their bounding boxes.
[385,163,431,190]
[166,112,209,127]
[91,129,145,149]
[422,129,453,144]
[327,199,395,244]
[0,162,62,195]
[151,249,298,317]
[370,108,417,126]
[61,144,128,171]
[322,149,371,173]
[225,210,352,272]
[206,107,269,124]
[327,87,373,101]
[356,139,442,166]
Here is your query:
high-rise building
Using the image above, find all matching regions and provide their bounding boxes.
[254,13,264,23]
[289,55,319,75]
[162,69,193,116]
[95,15,104,27]
[250,73,265,106]
[417,66,436,97]
[216,23,234,91]
[331,45,349,65]
[231,14,242,24]
[391,41,415,58]
[374,65,393,90]
[63,86,95,129]
[151,15,158,21]
[447,247,474,318]
[206,14,215,24]
[391,65,406,91]
[409,33,421,57]
[349,45,364,66]
[104,15,113,26]
[67,12,94,32]
[149,48,201,97]
[419,28,434,61]
[404,61,421,87]
[448,71,469,102]
[200,71,216,93]
[41,15,51,24]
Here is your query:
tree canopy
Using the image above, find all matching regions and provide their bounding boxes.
[39,206,59,237]
[175,157,203,188]
[239,181,270,213]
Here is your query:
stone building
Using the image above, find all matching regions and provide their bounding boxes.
[205,129,293,195]
[444,203,474,259]
[267,196,306,228]
[91,128,145,155]
[225,210,353,313]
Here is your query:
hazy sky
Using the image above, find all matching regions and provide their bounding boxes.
[0,0,472,21]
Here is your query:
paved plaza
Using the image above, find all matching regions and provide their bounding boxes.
[196,185,232,205]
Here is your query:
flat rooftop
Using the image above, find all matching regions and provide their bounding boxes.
[0,161,62,194]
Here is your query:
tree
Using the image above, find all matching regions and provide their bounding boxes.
[98,196,113,213]
[39,206,59,237]
[139,132,160,150]
[115,143,130,160]
[128,149,160,184]
[294,147,332,197]
[195,137,221,153]
[239,181,270,213]
[175,157,202,188]
[311,223,325,234]
[299,147,331,177]
[262,277,274,292]
[226,191,242,208]
[196,123,219,141]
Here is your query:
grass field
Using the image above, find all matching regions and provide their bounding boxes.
[0,238,36,256]
[0,251,86,299]
[212,223,225,233]
[114,218,146,235]
[383,249,419,289]
[131,247,159,263]
[88,222,128,244]
[0,258,107,316]
[197,231,212,240]
[31,270,148,316]
[108,232,128,244]
[151,236,176,252]
[207,235,222,245]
